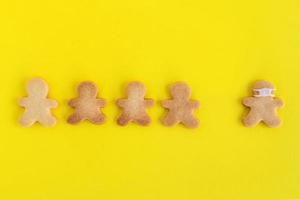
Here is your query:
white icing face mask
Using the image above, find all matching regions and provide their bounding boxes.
[253,88,275,97]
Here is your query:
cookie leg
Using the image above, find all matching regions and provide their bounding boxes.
[136,114,151,126]
[264,116,281,128]
[163,114,178,127]
[182,116,199,128]
[20,113,36,127]
[39,114,57,127]
[243,112,261,127]
[67,113,83,125]
[117,114,131,126]
[90,114,106,125]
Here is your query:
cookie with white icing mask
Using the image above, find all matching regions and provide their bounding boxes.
[243,81,284,128]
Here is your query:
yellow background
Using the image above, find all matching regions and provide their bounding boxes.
[0,0,299,199]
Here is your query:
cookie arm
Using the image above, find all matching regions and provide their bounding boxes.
[117,99,127,108]
[161,100,173,109]
[46,99,58,108]
[144,99,154,108]
[273,98,284,108]
[68,99,79,108]
[19,98,29,107]
[189,100,200,109]
[96,99,106,107]
[243,97,255,107]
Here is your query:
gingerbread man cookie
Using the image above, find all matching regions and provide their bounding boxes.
[19,78,58,127]
[162,82,200,128]
[243,81,284,128]
[117,82,154,126]
[68,81,106,125]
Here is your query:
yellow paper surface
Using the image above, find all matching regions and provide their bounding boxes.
[0,0,299,199]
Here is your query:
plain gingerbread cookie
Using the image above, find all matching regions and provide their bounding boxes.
[243,80,284,128]
[19,78,58,127]
[117,82,154,126]
[68,81,106,125]
[162,82,200,128]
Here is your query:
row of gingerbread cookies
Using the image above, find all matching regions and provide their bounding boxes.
[19,79,199,128]
[19,78,284,128]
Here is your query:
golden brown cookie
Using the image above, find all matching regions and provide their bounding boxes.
[67,81,106,125]
[19,78,58,127]
[116,82,154,126]
[243,80,284,128]
[162,82,200,128]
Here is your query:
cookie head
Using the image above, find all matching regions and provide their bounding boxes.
[27,78,49,98]
[252,81,276,97]
[127,82,146,98]
[170,82,191,100]
[78,82,98,98]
